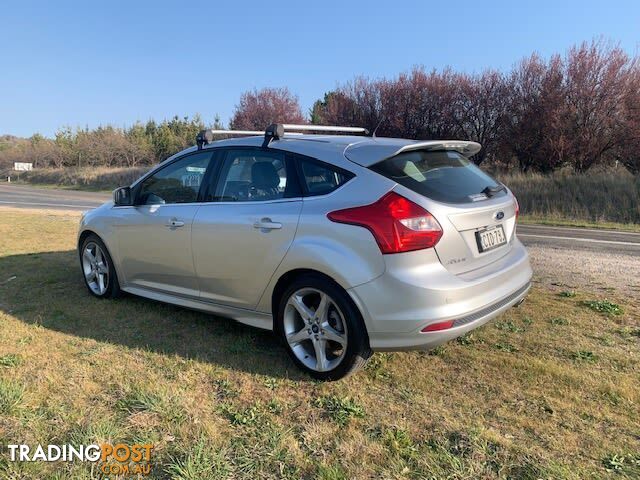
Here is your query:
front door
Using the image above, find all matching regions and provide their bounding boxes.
[115,150,215,298]
[192,148,303,309]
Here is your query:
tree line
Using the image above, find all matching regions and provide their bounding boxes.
[307,41,640,173]
[0,115,221,170]
[1,40,638,174]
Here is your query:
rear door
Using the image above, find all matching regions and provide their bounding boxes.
[192,148,303,309]
[372,149,517,274]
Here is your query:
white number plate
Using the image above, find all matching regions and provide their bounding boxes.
[475,225,507,253]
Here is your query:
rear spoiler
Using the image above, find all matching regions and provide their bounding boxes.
[344,140,482,167]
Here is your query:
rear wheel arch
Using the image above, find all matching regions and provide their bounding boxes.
[271,268,371,345]
[271,269,348,320]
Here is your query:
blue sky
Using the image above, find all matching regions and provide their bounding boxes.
[1,0,638,137]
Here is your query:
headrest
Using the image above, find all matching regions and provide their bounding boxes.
[251,162,280,189]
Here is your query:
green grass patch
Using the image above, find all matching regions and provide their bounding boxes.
[582,300,623,316]
[218,403,262,426]
[494,342,518,353]
[0,353,23,367]
[550,317,570,326]
[495,320,525,333]
[456,333,476,345]
[166,439,233,480]
[0,379,24,414]
[559,290,577,298]
[571,350,598,363]
[602,453,640,475]
[313,395,365,425]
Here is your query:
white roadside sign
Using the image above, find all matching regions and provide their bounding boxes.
[14,162,33,171]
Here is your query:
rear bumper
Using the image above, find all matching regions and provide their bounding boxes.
[348,238,533,351]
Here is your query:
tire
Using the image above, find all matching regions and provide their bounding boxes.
[276,273,371,381]
[79,234,121,299]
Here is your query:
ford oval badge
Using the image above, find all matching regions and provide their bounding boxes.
[494,211,505,220]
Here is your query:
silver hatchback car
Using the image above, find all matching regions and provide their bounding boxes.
[78,124,532,380]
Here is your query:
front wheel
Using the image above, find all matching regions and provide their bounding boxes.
[79,234,121,298]
[276,274,371,381]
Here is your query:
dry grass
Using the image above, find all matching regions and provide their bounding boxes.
[499,169,640,224]
[16,166,149,191]
[0,209,638,479]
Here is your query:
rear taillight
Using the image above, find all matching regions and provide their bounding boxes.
[327,192,443,254]
[514,196,520,220]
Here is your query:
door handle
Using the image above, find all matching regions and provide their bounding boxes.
[166,218,185,228]
[253,218,282,230]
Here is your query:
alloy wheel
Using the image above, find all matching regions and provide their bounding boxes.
[82,241,109,296]
[283,287,348,372]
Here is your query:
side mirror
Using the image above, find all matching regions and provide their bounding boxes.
[113,186,132,206]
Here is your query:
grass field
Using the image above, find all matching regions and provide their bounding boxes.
[0,209,638,479]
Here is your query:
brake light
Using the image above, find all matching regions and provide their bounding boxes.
[327,192,443,254]
[514,196,520,219]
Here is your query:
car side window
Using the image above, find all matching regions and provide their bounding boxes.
[299,158,354,196]
[137,152,212,205]
[213,149,299,202]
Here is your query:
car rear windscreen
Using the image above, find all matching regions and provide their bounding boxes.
[371,150,505,203]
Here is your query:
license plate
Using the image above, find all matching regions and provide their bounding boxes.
[475,225,507,253]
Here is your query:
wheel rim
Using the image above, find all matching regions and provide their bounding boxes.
[82,242,109,296]
[283,287,348,372]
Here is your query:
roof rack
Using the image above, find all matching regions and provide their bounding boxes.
[196,123,369,149]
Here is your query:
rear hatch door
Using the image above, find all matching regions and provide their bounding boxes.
[367,147,517,275]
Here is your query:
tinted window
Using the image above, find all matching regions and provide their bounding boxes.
[300,159,353,196]
[137,152,212,205]
[371,150,505,203]
[214,149,298,202]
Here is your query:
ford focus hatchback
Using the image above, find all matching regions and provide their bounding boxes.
[78,124,532,380]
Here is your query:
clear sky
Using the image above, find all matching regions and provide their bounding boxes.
[1,0,638,138]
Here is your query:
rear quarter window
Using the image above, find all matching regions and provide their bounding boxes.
[371,150,505,203]
[299,158,353,196]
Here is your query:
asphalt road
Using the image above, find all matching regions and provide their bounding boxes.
[517,224,640,256]
[0,183,110,211]
[1,183,639,256]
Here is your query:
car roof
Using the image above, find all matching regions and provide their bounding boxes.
[202,135,482,167]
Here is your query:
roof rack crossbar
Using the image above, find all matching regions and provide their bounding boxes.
[196,123,368,149]
[263,123,369,146]
[281,124,368,134]
[196,129,263,149]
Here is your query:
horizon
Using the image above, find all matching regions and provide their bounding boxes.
[1,0,639,138]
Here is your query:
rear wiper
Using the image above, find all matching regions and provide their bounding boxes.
[481,184,506,197]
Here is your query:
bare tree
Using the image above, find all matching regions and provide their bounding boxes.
[562,41,634,171]
[230,87,305,130]
[501,53,565,172]
[450,70,508,165]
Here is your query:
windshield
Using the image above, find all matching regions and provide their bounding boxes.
[371,150,505,204]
